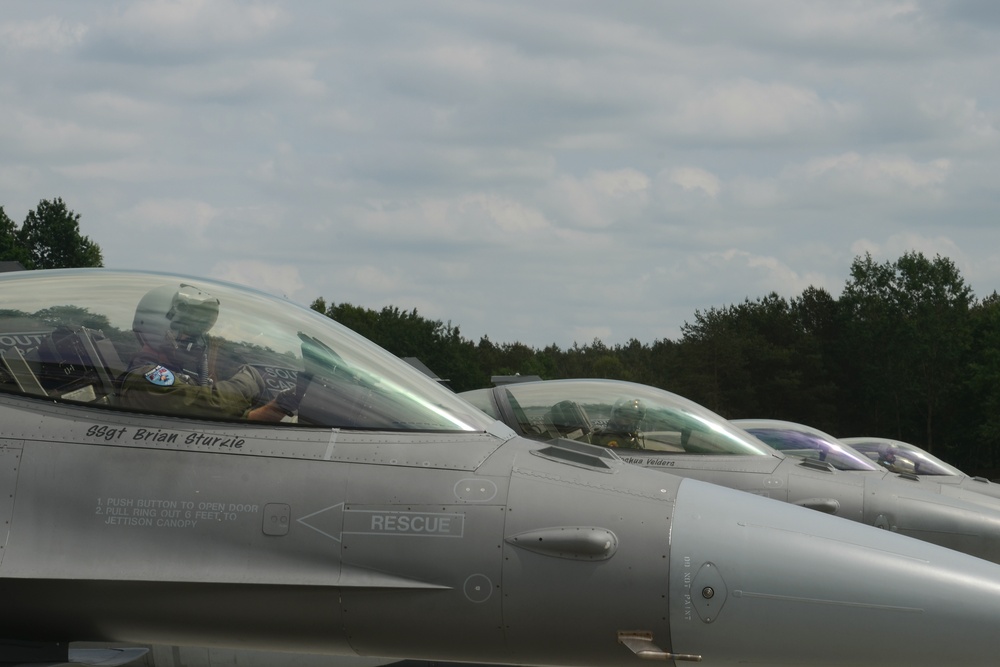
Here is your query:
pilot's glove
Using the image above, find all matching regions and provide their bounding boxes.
[274,370,313,416]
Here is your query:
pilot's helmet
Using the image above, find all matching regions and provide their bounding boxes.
[133,283,220,357]
[610,397,645,431]
[879,444,898,467]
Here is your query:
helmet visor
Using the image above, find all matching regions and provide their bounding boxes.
[168,284,219,337]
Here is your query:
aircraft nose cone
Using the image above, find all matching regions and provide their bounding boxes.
[668,479,1000,667]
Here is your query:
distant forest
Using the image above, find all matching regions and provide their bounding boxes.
[313,251,1000,477]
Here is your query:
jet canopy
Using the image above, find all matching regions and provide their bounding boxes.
[842,436,966,477]
[0,269,493,433]
[462,378,773,455]
[735,419,882,471]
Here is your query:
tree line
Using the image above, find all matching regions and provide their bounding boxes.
[314,252,1000,477]
[5,199,996,475]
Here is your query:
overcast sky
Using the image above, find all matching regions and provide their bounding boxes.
[3,1,999,348]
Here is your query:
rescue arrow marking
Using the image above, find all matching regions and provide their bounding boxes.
[297,503,465,542]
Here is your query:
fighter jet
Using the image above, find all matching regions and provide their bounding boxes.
[842,436,967,476]
[843,435,1000,501]
[462,379,1000,563]
[736,419,1000,502]
[7,271,1000,667]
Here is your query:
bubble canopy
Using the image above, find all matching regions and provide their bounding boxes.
[0,269,493,432]
[842,436,965,477]
[462,378,774,456]
[734,419,881,472]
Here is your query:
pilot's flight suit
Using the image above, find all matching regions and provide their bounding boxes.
[591,429,643,449]
[117,352,266,419]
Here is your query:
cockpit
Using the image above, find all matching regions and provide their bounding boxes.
[461,379,773,455]
[0,269,493,433]
[734,420,881,472]
[842,437,964,477]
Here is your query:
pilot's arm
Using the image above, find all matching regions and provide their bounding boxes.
[118,363,267,419]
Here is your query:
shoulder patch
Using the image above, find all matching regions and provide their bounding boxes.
[143,365,175,387]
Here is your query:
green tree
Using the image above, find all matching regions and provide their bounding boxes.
[646,337,681,393]
[19,198,103,269]
[958,293,1000,471]
[0,206,32,267]
[309,299,488,391]
[675,292,830,423]
[836,253,903,435]
[303,249,984,468]
[789,286,840,430]
[895,252,973,452]
[837,252,972,452]
[676,302,755,415]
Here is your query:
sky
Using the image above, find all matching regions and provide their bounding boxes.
[2,1,1000,349]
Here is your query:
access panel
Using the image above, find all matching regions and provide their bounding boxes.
[0,439,21,568]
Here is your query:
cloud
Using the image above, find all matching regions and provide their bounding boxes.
[6,1,1000,348]
[84,0,287,62]
[667,78,857,142]
[210,259,305,301]
[685,249,831,302]
[918,94,1000,148]
[347,193,552,247]
[0,17,87,52]
[668,167,721,198]
[777,152,953,209]
[0,108,145,159]
[793,152,950,188]
[544,169,650,229]
[850,232,965,264]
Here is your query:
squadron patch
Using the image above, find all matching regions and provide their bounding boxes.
[144,365,175,387]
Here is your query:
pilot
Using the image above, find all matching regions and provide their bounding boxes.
[117,283,302,421]
[876,444,899,470]
[592,397,645,449]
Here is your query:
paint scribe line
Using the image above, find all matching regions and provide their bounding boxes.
[733,589,923,613]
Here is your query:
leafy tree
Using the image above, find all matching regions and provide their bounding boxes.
[674,292,832,425]
[309,298,488,391]
[304,249,993,474]
[591,352,627,380]
[788,286,840,429]
[18,198,103,269]
[956,293,1000,471]
[836,253,903,435]
[616,338,656,385]
[0,206,32,267]
[489,341,539,379]
[895,252,973,451]
[837,252,972,452]
[526,343,562,380]
[676,302,755,415]
[646,338,681,393]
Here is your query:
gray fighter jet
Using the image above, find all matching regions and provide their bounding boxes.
[7,272,1000,667]
[735,419,1000,503]
[462,379,1000,563]
[842,436,968,477]
[740,428,1000,499]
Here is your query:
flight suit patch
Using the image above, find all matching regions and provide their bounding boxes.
[144,365,175,387]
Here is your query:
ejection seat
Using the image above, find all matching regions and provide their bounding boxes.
[0,327,126,405]
[541,400,594,443]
